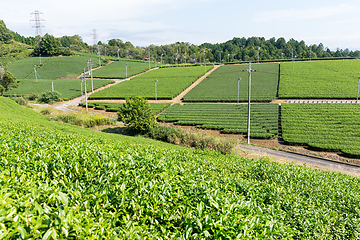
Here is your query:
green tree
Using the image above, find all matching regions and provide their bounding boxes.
[118,96,156,132]
[0,69,18,96]
[34,33,60,56]
[0,20,13,43]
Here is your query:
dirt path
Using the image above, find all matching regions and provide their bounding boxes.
[172,65,220,103]
[86,65,220,104]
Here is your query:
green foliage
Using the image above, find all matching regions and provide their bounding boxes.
[158,103,279,139]
[183,63,279,102]
[147,124,235,154]
[0,20,13,43]
[0,70,17,96]
[38,91,61,103]
[89,66,213,100]
[53,112,116,128]
[12,96,27,105]
[33,33,65,56]
[278,60,360,99]
[1,96,360,238]
[118,96,156,132]
[281,103,360,157]
[80,102,171,115]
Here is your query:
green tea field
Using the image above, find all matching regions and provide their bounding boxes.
[7,56,51,79]
[92,59,155,79]
[1,96,360,239]
[281,103,360,157]
[278,60,360,99]
[183,63,279,102]
[158,103,279,138]
[89,66,213,100]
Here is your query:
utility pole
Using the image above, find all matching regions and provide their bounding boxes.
[293,55,296,74]
[30,10,45,45]
[81,79,83,96]
[203,50,206,77]
[243,62,256,144]
[357,77,360,103]
[52,82,54,92]
[84,68,88,111]
[237,77,241,104]
[220,50,222,65]
[91,29,97,54]
[34,65,38,82]
[98,45,101,66]
[155,79,158,103]
[90,59,93,92]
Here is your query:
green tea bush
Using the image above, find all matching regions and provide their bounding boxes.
[1,96,360,239]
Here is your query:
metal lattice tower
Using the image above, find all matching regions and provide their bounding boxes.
[30,10,45,44]
[91,29,97,46]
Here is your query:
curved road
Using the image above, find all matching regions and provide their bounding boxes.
[238,144,360,175]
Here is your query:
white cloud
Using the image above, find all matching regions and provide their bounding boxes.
[253,4,353,22]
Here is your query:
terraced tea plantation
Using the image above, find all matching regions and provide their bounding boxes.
[183,63,279,102]
[281,103,360,157]
[278,60,360,99]
[158,103,279,138]
[7,56,51,79]
[32,55,105,79]
[7,54,105,80]
[5,79,114,100]
[2,96,360,239]
[92,59,155,79]
[89,66,213,100]
[80,102,171,114]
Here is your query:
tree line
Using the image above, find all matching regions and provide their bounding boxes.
[1,19,359,63]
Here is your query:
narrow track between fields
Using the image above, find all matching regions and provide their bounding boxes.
[238,144,360,175]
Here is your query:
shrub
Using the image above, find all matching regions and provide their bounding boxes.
[147,124,235,154]
[40,108,52,116]
[27,93,39,100]
[38,91,62,103]
[13,96,27,106]
[117,96,156,133]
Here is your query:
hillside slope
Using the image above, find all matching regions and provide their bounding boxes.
[1,97,360,239]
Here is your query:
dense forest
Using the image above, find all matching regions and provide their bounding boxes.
[1,19,359,65]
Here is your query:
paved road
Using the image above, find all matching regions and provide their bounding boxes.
[238,144,360,175]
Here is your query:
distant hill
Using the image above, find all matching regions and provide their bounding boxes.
[0,20,33,66]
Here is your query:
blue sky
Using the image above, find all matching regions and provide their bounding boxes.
[1,0,360,50]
